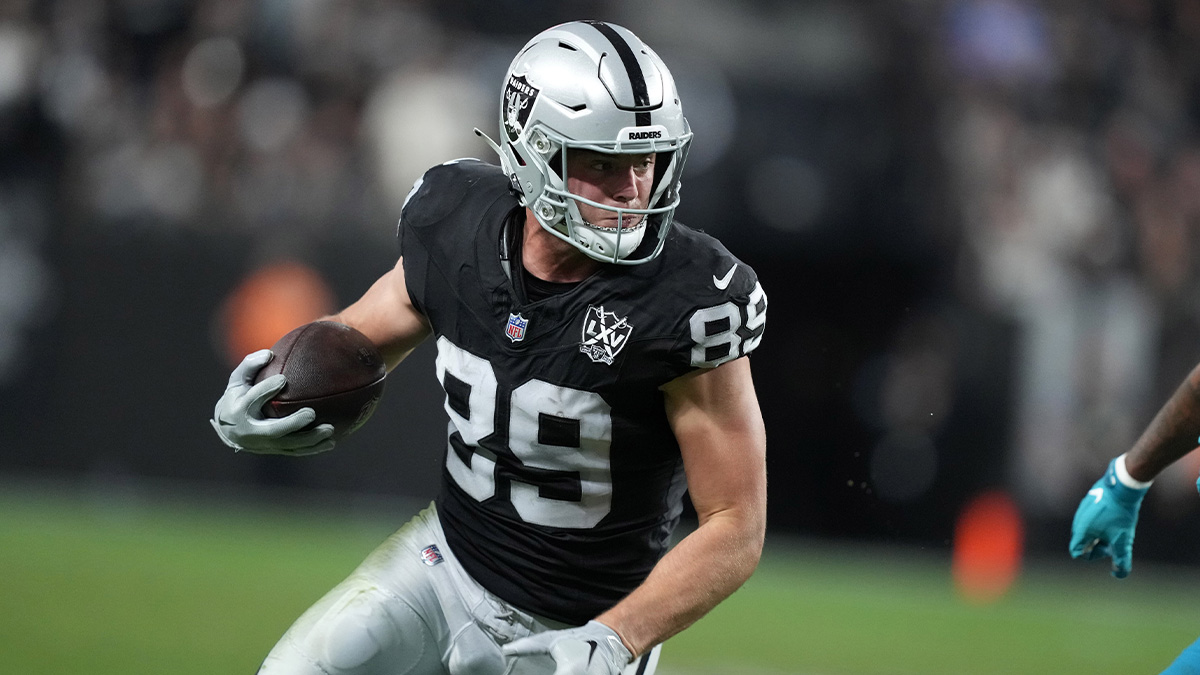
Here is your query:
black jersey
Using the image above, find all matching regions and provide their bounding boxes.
[399,159,767,625]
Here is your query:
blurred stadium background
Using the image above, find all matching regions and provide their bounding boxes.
[2,0,1200,672]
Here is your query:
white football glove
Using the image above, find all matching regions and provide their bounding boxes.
[502,620,632,675]
[210,349,335,456]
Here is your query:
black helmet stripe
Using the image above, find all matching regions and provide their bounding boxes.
[585,20,652,127]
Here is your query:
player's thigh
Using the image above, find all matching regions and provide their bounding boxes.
[257,572,447,675]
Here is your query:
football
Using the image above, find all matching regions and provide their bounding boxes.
[253,321,387,441]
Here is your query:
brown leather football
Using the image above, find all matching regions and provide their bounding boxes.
[253,321,386,441]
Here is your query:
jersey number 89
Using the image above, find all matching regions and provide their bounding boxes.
[435,337,612,530]
[689,281,767,368]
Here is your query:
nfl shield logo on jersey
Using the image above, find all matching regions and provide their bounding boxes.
[420,544,444,566]
[505,313,529,342]
[579,305,633,365]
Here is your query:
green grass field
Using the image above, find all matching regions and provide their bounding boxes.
[1,478,1196,674]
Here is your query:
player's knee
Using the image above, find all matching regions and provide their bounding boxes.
[257,637,328,675]
[264,584,432,675]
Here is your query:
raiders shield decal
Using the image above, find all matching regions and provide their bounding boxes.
[504,74,539,141]
[580,305,633,365]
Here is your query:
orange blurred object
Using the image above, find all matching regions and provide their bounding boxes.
[952,490,1025,604]
[220,261,336,366]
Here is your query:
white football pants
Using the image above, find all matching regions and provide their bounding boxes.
[257,503,661,675]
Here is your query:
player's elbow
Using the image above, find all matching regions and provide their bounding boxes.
[736,482,769,553]
[738,493,768,572]
[744,510,767,573]
[727,526,765,595]
[709,502,767,580]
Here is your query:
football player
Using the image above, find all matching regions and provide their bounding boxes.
[212,20,768,675]
[1069,362,1200,673]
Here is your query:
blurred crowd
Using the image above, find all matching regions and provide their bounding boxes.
[3,0,1200,530]
[932,0,1200,513]
[2,0,501,239]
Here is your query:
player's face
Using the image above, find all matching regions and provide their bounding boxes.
[566,150,656,231]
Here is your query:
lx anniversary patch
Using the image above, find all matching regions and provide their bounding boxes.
[580,305,632,365]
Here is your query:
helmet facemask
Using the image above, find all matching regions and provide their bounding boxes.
[522,125,691,264]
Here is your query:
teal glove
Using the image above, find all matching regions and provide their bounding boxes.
[1068,456,1149,578]
[502,620,632,675]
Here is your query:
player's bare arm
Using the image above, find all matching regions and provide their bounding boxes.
[596,356,767,657]
[1124,362,1200,481]
[1067,356,1200,578]
[322,256,431,371]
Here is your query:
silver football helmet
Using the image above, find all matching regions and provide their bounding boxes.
[477,21,692,264]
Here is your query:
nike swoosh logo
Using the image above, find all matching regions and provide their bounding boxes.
[1089,487,1104,504]
[586,640,598,664]
[713,264,737,290]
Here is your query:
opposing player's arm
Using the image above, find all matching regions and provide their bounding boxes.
[1123,361,1200,481]
[322,256,432,371]
[1069,360,1200,577]
[595,356,767,657]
